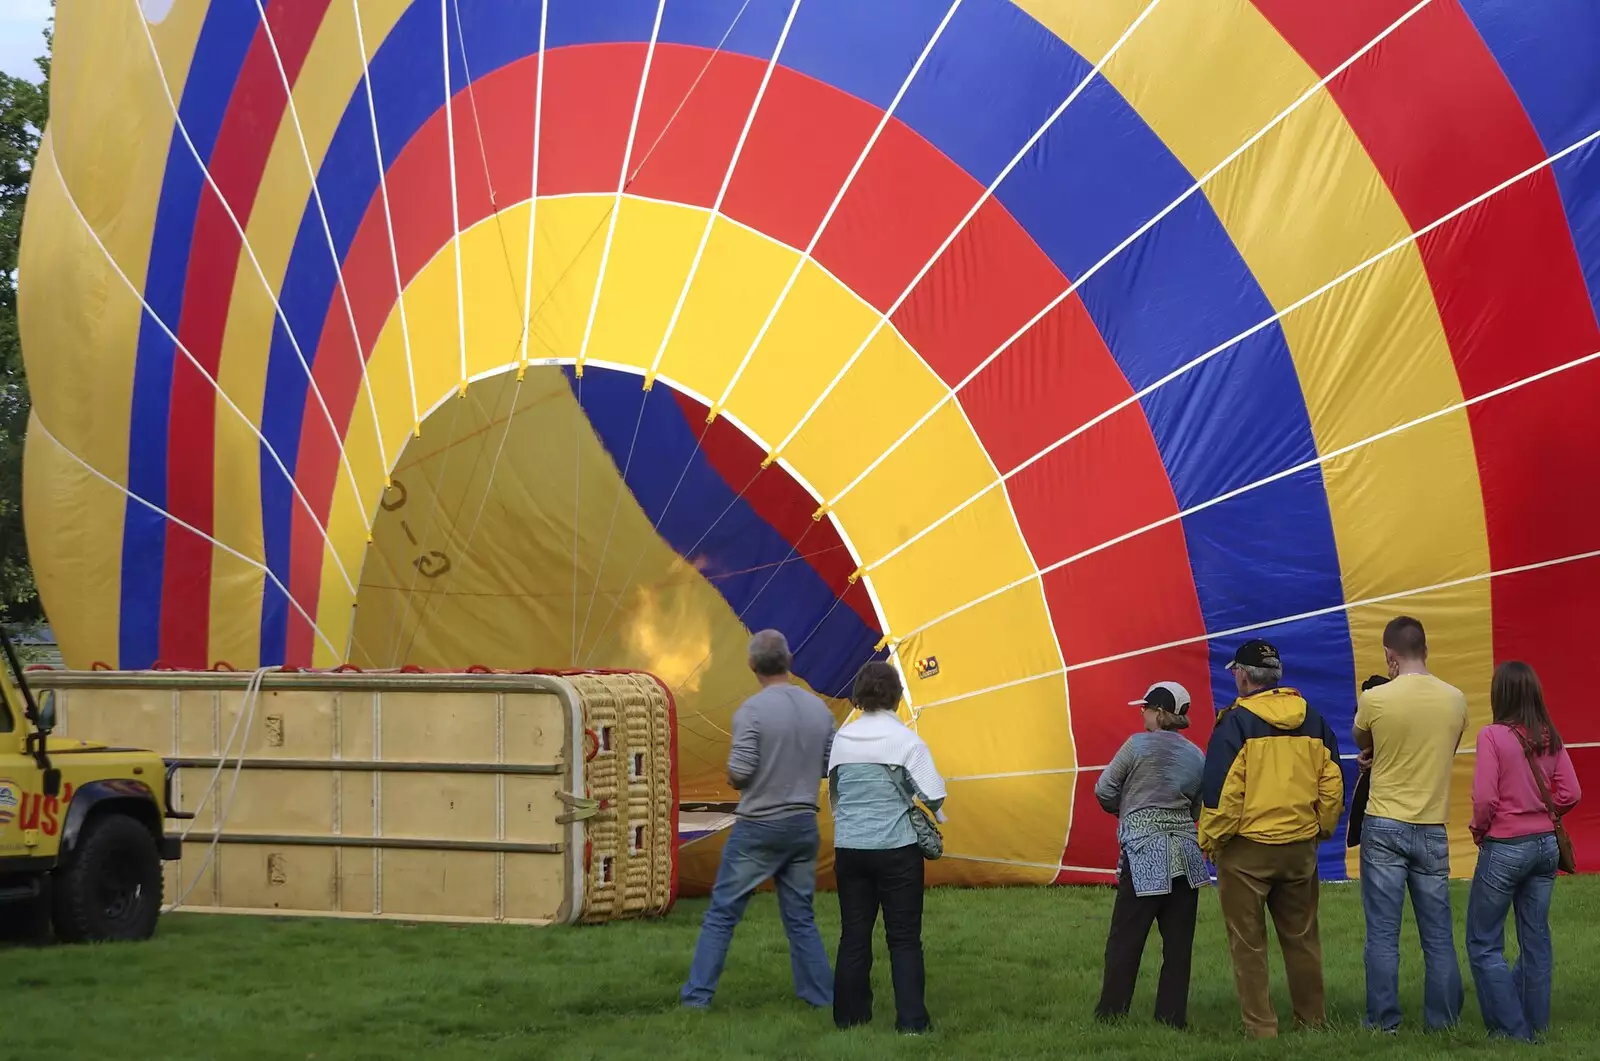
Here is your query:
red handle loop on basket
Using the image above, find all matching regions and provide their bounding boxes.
[24,664,53,672]
[332,663,363,673]
[583,728,600,762]
[90,661,113,671]
[209,660,236,672]
[466,664,493,674]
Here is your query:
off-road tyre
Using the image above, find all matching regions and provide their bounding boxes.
[51,812,163,943]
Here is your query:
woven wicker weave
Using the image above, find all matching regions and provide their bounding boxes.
[571,673,675,923]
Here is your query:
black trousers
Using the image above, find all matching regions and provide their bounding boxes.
[833,844,929,1032]
[1096,859,1199,1028]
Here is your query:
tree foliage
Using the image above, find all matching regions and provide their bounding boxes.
[0,19,52,627]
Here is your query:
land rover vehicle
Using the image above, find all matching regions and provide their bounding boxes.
[0,627,184,943]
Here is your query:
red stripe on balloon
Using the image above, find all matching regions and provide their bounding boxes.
[1252,0,1600,743]
[161,0,331,668]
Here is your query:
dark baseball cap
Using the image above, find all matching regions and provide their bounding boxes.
[1129,681,1191,716]
[1226,639,1281,671]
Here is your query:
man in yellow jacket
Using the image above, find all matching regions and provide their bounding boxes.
[1199,639,1344,1039]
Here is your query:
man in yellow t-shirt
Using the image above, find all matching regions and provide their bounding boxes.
[1352,616,1468,1033]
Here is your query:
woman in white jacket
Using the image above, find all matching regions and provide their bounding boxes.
[827,661,946,1034]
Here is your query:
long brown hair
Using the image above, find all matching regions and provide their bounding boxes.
[1490,661,1563,753]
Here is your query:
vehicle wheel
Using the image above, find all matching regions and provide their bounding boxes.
[51,813,163,943]
[0,877,54,946]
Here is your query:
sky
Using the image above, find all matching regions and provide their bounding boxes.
[0,0,51,82]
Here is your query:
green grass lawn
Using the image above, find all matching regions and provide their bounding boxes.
[6,877,1600,1060]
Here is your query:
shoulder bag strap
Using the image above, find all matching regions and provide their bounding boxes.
[877,763,920,811]
[1512,728,1563,826]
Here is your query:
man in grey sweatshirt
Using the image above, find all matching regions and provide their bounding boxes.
[682,629,838,1010]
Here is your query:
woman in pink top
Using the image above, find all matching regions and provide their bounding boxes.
[1466,662,1582,1042]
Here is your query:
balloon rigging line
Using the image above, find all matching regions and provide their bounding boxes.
[440,0,470,391]
[29,414,345,662]
[351,0,421,437]
[579,2,965,668]
[254,0,391,483]
[644,0,801,389]
[451,0,529,328]
[944,852,1117,878]
[515,0,550,380]
[898,344,1600,646]
[626,0,756,190]
[42,138,359,604]
[131,1,369,528]
[767,0,1165,463]
[863,118,1600,587]
[572,0,774,662]
[574,0,668,379]
[914,542,1600,720]
[822,0,1438,513]
[709,0,966,421]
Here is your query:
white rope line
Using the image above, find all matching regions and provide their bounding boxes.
[515,0,550,380]
[570,371,583,665]
[708,0,966,420]
[30,414,343,660]
[863,121,1600,584]
[898,346,1600,644]
[626,0,755,188]
[943,741,1600,784]
[441,0,469,390]
[943,852,1116,876]
[822,0,1438,511]
[168,666,273,911]
[914,544,1600,718]
[45,138,358,600]
[765,0,1163,463]
[574,0,668,377]
[351,0,421,438]
[643,0,801,389]
[131,2,368,527]
[254,0,391,487]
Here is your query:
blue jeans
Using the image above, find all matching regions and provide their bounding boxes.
[1467,834,1559,1041]
[1360,816,1463,1030]
[681,813,834,1008]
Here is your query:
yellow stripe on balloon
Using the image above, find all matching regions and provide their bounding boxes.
[1017,0,1494,876]
[20,1,213,666]
[314,194,1070,877]
[209,1,408,667]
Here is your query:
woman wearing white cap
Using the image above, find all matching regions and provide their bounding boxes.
[1093,681,1209,1029]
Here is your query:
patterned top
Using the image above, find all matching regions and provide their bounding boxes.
[1119,807,1210,896]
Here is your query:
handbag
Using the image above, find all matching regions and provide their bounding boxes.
[1512,729,1577,874]
[879,764,943,860]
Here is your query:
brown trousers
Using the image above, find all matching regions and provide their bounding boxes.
[1213,837,1325,1038]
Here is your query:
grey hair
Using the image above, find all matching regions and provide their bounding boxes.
[748,629,793,677]
[1238,663,1283,689]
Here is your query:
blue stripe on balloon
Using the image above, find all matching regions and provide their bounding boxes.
[1462,0,1600,324]
[568,367,880,696]
[120,2,261,668]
